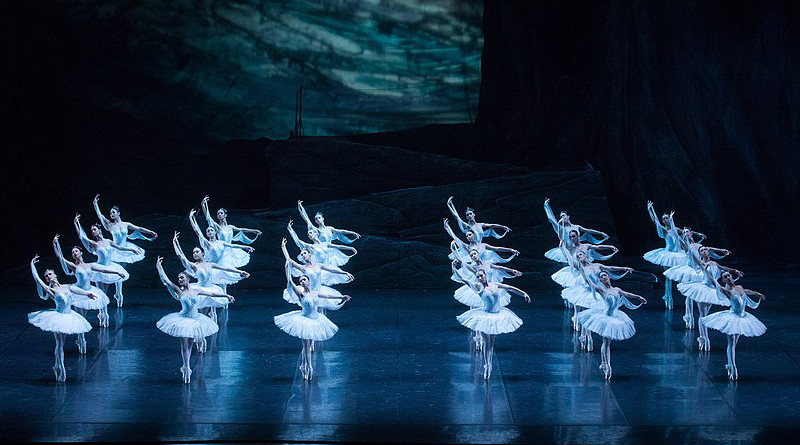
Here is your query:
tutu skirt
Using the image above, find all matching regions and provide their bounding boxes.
[88,262,129,284]
[551,266,582,288]
[109,243,145,264]
[644,248,684,268]
[577,309,635,340]
[157,313,219,339]
[561,285,603,309]
[664,265,703,284]
[274,311,338,341]
[211,268,244,285]
[544,247,566,263]
[223,248,250,269]
[456,307,522,335]
[284,287,346,310]
[28,310,92,334]
[701,312,766,337]
[677,283,730,306]
[454,285,510,309]
[70,286,110,311]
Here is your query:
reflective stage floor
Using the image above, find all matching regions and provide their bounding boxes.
[1,273,799,444]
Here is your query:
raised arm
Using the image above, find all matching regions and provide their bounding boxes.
[281,238,304,268]
[287,220,309,250]
[52,235,76,275]
[543,198,561,234]
[285,260,304,300]
[74,214,96,252]
[496,283,531,302]
[156,257,181,299]
[93,194,111,230]
[189,209,210,250]
[646,201,667,238]
[30,256,55,299]
[297,200,315,229]
[201,195,222,232]
[451,260,481,293]
[172,232,196,273]
[447,196,470,232]
[443,218,465,248]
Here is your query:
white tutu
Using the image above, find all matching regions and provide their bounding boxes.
[211,268,244,285]
[156,313,219,339]
[677,282,730,306]
[223,247,250,269]
[456,307,522,335]
[88,262,129,284]
[577,309,635,340]
[544,247,566,263]
[70,286,110,311]
[643,248,684,268]
[664,265,703,283]
[28,310,92,334]
[274,311,338,341]
[561,285,603,309]
[319,270,351,286]
[283,286,346,310]
[109,243,145,263]
[551,266,582,288]
[454,285,510,308]
[700,312,766,337]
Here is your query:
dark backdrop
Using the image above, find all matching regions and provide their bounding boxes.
[2,0,799,272]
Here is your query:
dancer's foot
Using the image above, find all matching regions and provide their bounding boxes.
[683,315,694,329]
[663,294,673,310]
[586,335,593,352]
[725,364,733,379]
[483,364,491,380]
[310,341,315,353]
[571,314,579,331]
[180,366,192,383]
[114,293,123,308]
[52,365,61,381]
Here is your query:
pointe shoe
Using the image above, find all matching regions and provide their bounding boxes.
[731,365,738,381]
[310,341,315,353]
[725,364,733,379]
[663,295,673,310]
[53,366,61,381]
[114,294,123,308]
[483,364,490,380]
[586,337,593,352]
[682,315,693,329]
[307,365,314,380]
[180,366,192,383]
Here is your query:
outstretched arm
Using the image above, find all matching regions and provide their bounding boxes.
[156,257,181,299]
[196,288,235,302]
[281,238,304,268]
[447,196,470,232]
[172,232,195,273]
[451,260,481,293]
[68,285,98,300]
[189,209,210,250]
[222,240,255,253]
[443,218,465,248]
[490,264,523,277]
[619,289,647,308]
[201,195,221,232]
[285,261,304,300]
[93,194,111,230]
[484,243,519,256]
[743,289,766,309]
[110,241,139,253]
[496,283,531,302]
[543,198,560,234]
[52,235,76,275]
[297,200,315,229]
[482,223,512,237]
[586,244,618,253]
[718,264,744,280]
[599,265,634,278]
[126,222,157,239]
[30,256,55,299]
[575,224,609,243]
[692,231,707,244]
[328,243,357,256]
[319,264,354,281]
[210,263,249,278]
[707,246,730,258]
[287,220,309,250]
[88,263,126,277]
[318,293,352,302]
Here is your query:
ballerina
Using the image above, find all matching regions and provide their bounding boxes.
[451,261,530,379]
[74,214,135,307]
[700,268,766,380]
[93,194,158,264]
[551,225,618,289]
[444,218,518,266]
[677,246,743,351]
[28,255,97,381]
[189,209,254,293]
[287,220,357,268]
[543,198,609,263]
[298,200,361,244]
[664,228,730,329]
[643,202,685,309]
[53,234,124,328]
[560,241,633,351]
[173,232,249,325]
[281,238,353,308]
[576,266,647,380]
[155,256,233,383]
[446,196,511,242]
[201,195,262,268]
[275,260,351,380]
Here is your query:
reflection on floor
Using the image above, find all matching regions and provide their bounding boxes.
[1,273,799,444]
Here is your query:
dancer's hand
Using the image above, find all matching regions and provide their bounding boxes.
[345,273,354,282]
[254,229,262,236]
[244,246,255,253]
[341,295,351,302]
[354,232,362,240]
[625,267,634,273]
[523,292,531,303]
[189,208,196,217]
[239,271,250,278]
[447,196,454,205]
[93,193,100,203]
[611,246,620,253]
[640,296,648,304]
[227,295,235,303]
[735,270,744,277]
[287,219,293,229]
[757,293,766,300]
[511,249,520,256]
[173,231,180,240]
[544,197,550,205]
[54,234,60,242]
[202,195,209,204]
[156,256,164,265]
[281,238,287,247]
[32,255,40,264]
[88,293,98,300]
[512,270,523,277]
[443,218,449,226]
[503,225,512,232]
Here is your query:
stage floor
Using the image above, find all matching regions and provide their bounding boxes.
[1,273,799,444]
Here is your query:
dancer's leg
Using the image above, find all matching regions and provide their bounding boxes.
[572,305,580,331]
[305,339,314,380]
[606,338,613,379]
[725,334,734,379]
[301,340,311,380]
[76,333,87,355]
[683,297,694,329]
[114,281,124,307]
[180,338,192,383]
[481,333,490,379]
[53,333,63,381]
[663,275,673,310]
[485,335,496,379]
[697,303,711,351]
[731,334,740,380]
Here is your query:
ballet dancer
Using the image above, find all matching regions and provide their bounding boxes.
[298,200,361,244]
[576,266,647,380]
[74,214,134,307]
[281,238,353,307]
[93,194,158,264]
[287,220,357,268]
[53,234,122,327]
[543,198,609,263]
[155,256,233,383]
[560,241,633,351]
[451,260,530,379]
[28,255,97,381]
[643,202,684,309]
[173,231,249,325]
[444,218,518,266]
[189,209,253,293]
[551,225,618,289]
[201,195,262,268]
[677,245,743,351]
[700,268,766,380]
[665,228,730,329]
[446,196,511,242]
[275,260,351,380]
